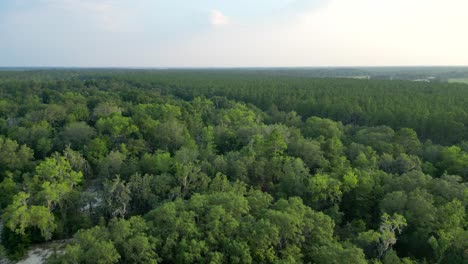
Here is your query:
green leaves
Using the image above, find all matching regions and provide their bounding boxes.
[29,206,56,240]
[0,137,34,175]
[109,217,159,264]
[58,226,121,264]
[96,114,139,140]
[309,173,343,205]
[32,154,83,209]
[60,121,95,149]
[141,190,362,263]
[2,154,82,241]
[378,213,407,258]
[304,116,343,140]
[354,213,407,260]
[3,193,56,240]
[103,175,131,219]
[1,72,468,263]
[0,174,17,210]
[428,199,467,263]
[2,192,31,235]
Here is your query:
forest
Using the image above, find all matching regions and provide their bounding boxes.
[0,69,467,263]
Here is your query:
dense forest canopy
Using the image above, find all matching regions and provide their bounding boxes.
[0,69,466,263]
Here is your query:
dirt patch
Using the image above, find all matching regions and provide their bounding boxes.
[16,248,52,264]
[15,240,70,264]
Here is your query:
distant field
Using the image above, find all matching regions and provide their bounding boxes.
[449,78,468,84]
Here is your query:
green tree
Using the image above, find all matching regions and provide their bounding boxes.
[0,137,34,176]
[355,213,407,259]
[103,175,131,219]
[60,121,96,149]
[303,116,343,139]
[3,154,83,241]
[49,226,121,264]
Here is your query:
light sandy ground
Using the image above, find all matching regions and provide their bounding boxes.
[16,248,53,264]
[13,240,69,264]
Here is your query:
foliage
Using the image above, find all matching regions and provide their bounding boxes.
[0,70,466,263]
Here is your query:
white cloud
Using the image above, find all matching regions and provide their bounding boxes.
[210,9,230,27]
[291,0,468,66]
[2,0,468,67]
[174,0,468,67]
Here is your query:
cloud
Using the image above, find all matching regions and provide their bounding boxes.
[1,0,468,67]
[210,9,230,27]
[169,0,468,67]
[290,0,468,66]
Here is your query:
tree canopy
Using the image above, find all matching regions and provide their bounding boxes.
[0,69,466,263]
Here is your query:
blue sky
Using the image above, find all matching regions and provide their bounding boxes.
[1,0,467,67]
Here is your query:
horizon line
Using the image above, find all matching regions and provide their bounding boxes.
[1,65,468,70]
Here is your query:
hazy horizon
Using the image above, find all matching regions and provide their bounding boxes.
[1,0,468,67]
[2,66,468,70]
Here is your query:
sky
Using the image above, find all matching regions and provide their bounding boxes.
[1,0,468,67]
